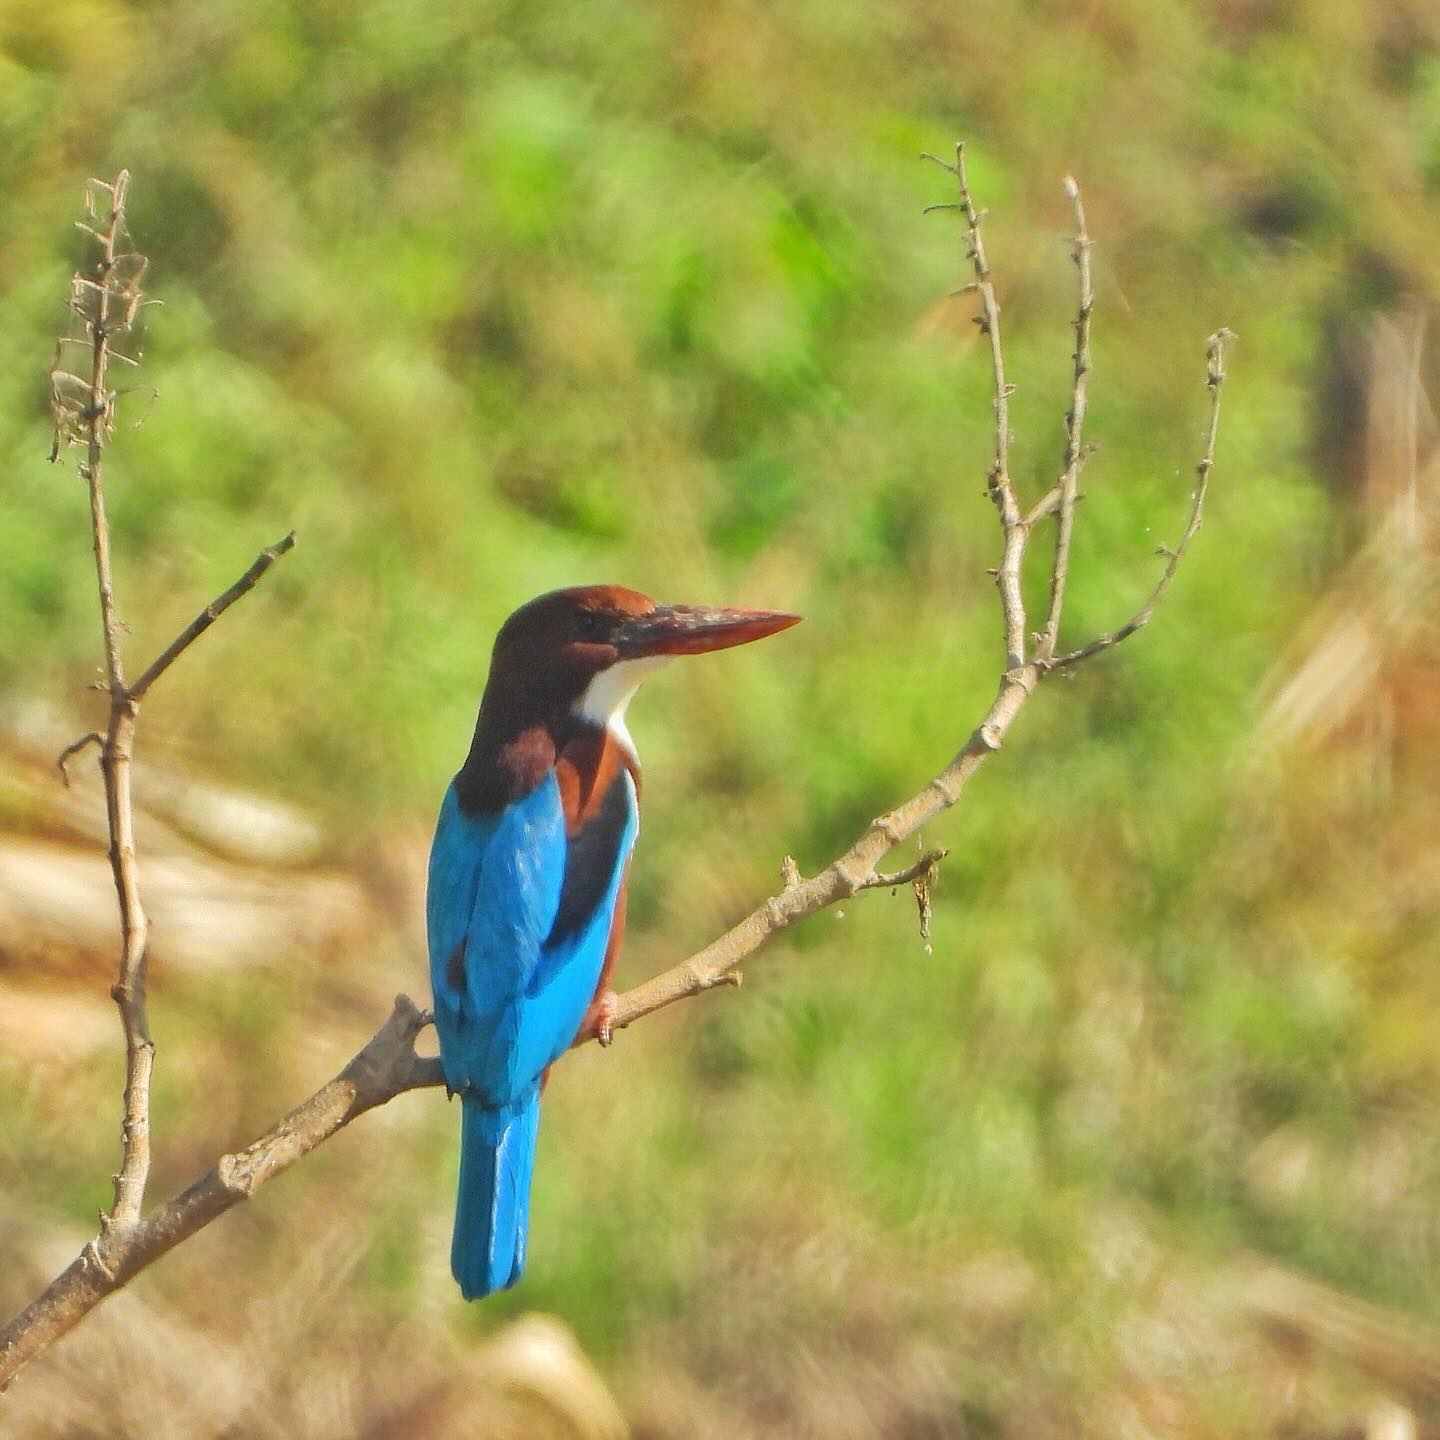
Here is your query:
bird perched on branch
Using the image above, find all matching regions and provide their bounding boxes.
[427,585,800,1299]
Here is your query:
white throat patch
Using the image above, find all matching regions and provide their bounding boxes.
[576,655,671,757]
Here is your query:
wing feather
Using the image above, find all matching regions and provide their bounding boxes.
[426,759,636,1108]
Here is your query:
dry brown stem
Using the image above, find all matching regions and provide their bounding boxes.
[1,172,296,1391]
[1035,176,1094,660]
[1041,328,1235,670]
[1,152,1230,1394]
[129,531,298,701]
[860,847,950,892]
[59,172,156,1238]
[926,142,1027,671]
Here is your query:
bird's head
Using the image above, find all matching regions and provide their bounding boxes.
[484,584,801,744]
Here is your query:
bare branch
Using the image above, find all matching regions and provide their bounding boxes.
[858,847,949,891]
[1023,482,1063,528]
[1034,176,1095,660]
[72,177,127,697]
[1,170,299,1391]
[939,142,1028,672]
[50,169,159,1237]
[1042,329,1235,671]
[0,776,961,1388]
[600,667,1038,1035]
[128,532,298,701]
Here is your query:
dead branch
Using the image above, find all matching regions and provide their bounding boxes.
[1041,328,1235,670]
[926,143,1027,671]
[1034,176,1094,660]
[0,151,1229,1394]
[859,847,949,891]
[129,531,298,701]
[1,172,296,1392]
[63,170,156,1239]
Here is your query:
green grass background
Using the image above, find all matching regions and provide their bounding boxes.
[5,1,1440,1434]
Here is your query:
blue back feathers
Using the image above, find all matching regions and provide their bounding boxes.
[428,766,637,1297]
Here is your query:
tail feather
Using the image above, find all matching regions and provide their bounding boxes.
[452,1090,541,1300]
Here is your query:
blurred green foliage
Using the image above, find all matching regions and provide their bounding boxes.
[6,0,1440,1433]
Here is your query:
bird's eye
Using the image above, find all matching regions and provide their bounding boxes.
[574,610,605,640]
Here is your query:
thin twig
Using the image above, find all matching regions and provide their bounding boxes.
[1035,176,1094,660]
[949,143,1027,672]
[60,171,157,1236]
[1024,482,1063,528]
[1042,329,1235,670]
[858,847,950,891]
[129,532,298,700]
[926,145,1028,671]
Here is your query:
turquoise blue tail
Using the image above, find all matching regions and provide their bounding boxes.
[452,1090,540,1300]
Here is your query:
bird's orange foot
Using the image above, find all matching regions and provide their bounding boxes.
[584,990,620,1048]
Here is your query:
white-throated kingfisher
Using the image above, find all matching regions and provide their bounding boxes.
[427,585,800,1299]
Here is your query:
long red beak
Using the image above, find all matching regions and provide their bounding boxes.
[615,604,802,658]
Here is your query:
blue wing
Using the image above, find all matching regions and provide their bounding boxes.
[427,769,638,1106]
[428,764,638,1296]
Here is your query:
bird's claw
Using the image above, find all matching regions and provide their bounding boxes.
[589,990,620,1048]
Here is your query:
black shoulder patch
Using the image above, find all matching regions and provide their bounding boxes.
[446,940,466,993]
[546,773,632,946]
